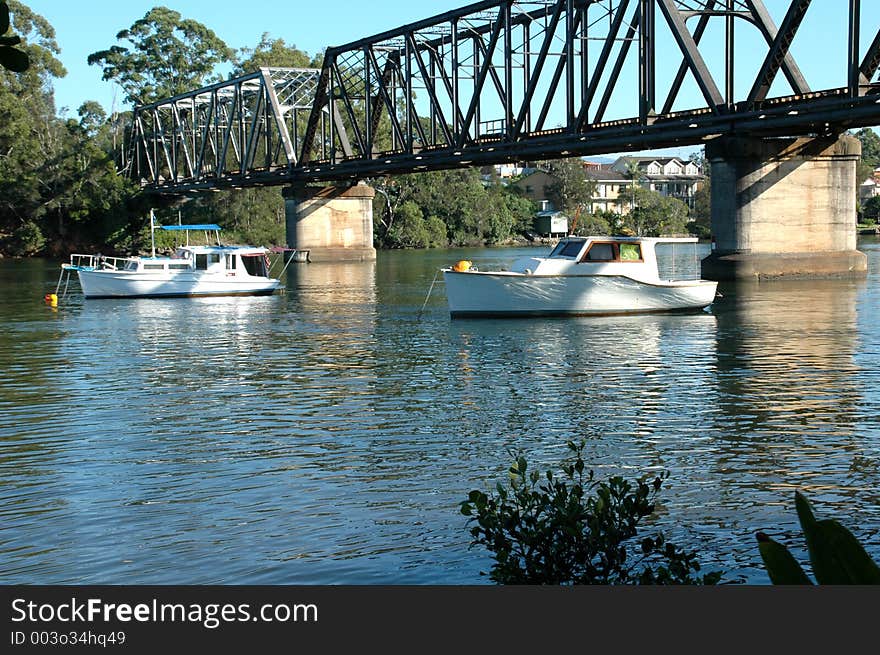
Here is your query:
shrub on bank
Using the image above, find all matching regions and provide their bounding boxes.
[460,441,722,585]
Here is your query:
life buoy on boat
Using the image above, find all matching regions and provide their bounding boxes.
[452,260,472,272]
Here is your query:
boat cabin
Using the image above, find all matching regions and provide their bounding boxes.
[509,236,698,282]
[120,246,270,278]
[548,237,644,262]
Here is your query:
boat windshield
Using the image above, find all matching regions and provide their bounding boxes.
[549,239,586,258]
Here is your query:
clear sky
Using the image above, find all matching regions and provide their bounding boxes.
[19,0,879,159]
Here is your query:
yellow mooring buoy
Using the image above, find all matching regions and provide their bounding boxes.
[44,293,58,307]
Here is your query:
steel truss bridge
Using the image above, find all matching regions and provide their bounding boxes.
[128,0,880,193]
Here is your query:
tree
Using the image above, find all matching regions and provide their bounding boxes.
[372,169,534,248]
[686,150,711,237]
[854,128,880,169]
[862,195,880,223]
[88,7,232,106]
[854,129,880,208]
[621,187,690,237]
[621,158,644,214]
[0,1,66,253]
[234,33,321,73]
[542,158,596,214]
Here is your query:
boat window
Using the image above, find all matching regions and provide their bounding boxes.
[549,242,567,257]
[196,254,207,270]
[551,241,583,259]
[226,254,236,270]
[583,242,615,261]
[143,263,165,270]
[168,263,189,270]
[619,243,642,261]
[208,254,220,265]
[241,254,267,277]
[124,261,138,271]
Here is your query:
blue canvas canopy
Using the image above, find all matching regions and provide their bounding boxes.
[160,224,222,231]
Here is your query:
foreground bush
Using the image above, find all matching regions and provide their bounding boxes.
[757,492,880,585]
[461,442,721,585]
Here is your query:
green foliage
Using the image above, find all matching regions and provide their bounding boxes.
[757,491,880,585]
[88,7,232,106]
[620,187,690,237]
[854,128,880,169]
[862,195,880,221]
[373,170,535,248]
[541,158,596,214]
[9,219,43,255]
[571,210,612,236]
[0,1,28,72]
[461,442,722,585]
[235,33,321,73]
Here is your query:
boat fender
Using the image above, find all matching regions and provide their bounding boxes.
[452,260,472,272]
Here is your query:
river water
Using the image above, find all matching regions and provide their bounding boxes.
[1,240,879,584]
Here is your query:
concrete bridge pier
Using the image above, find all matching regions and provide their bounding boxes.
[283,182,377,262]
[701,134,867,280]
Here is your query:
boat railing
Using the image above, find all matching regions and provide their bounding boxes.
[64,253,136,271]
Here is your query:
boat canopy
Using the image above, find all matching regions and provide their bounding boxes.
[160,224,222,231]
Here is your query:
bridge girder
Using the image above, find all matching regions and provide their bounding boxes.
[129,0,880,193]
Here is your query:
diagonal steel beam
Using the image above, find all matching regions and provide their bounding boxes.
[594,6,641,124]
[367,47,406,151]
[576,0,630,129]
[656,0,725,110]
[535,5,584,132]
[260,68,298,166]
[513,0,565,137]
[747,0,811,104]
[426,44,467,141]
[300,62,331,164]
[457,7,505,146]
[407,34,453,146]
[661,0,715,115]
[331,66,367,155]
[860,28,880,85]
[746,0,810,95]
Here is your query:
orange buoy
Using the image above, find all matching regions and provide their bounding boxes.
[452,260,472,272]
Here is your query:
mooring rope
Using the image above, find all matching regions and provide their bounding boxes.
[417,269,442,320]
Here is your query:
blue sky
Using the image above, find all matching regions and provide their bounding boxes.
[20,1,879,158]
[26,0,467,115]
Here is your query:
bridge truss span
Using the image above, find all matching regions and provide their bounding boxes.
[130,0,880,192]
[128,67,322,191]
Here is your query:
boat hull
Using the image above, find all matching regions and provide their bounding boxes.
[443,271,717,317]
[76,269,281,299]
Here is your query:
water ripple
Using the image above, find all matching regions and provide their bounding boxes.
[1,246,879,584]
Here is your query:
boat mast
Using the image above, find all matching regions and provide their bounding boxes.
[150,209,156,258]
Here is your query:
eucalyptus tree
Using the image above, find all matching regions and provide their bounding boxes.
[87,6,233,107]
[0,1,66,253]
[541,157,596,216]
[234,33,321,73]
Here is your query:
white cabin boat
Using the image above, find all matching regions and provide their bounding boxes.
[60,222,282,299]
[442,236,718,317]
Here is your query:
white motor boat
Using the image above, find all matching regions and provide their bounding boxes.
[442,236,718,317]
[59,219,283,299]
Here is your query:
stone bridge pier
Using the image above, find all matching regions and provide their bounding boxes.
[283,182,376,262]
[701,134,867,280]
